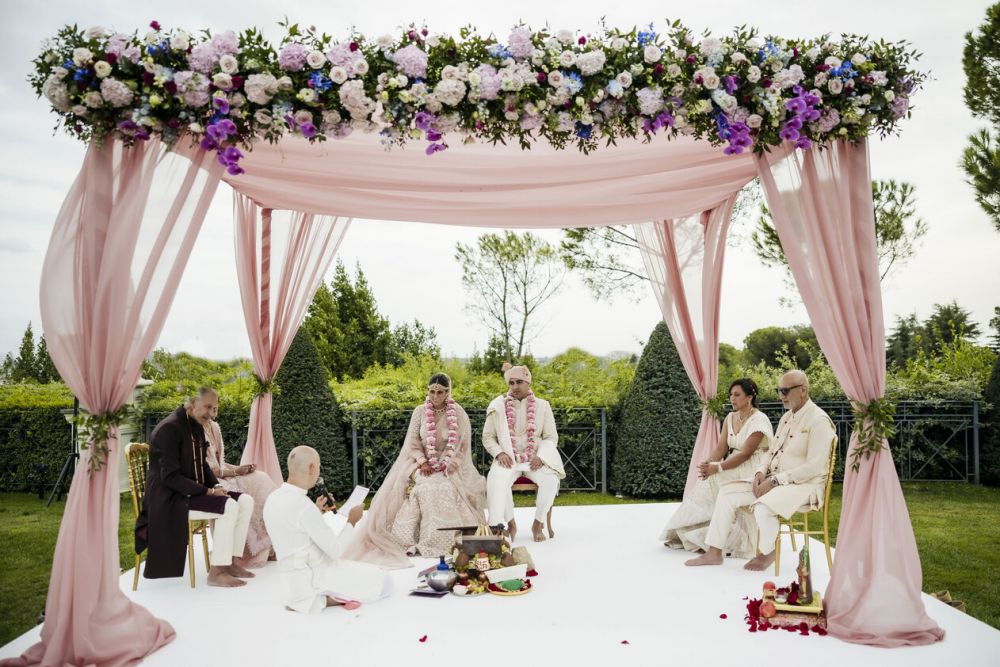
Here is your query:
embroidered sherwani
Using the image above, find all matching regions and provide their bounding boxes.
[483,394,564,524]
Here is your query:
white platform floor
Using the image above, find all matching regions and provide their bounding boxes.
[3,502,999,666]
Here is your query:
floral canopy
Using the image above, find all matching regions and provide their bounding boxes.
[11,18,944,667]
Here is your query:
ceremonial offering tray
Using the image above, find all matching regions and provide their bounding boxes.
[775,591,823,614]
[485,563,528,583]
[451,584,488,597]
[488,579,532,596]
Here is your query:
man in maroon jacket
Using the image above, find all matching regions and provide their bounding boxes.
[135,387,254,587]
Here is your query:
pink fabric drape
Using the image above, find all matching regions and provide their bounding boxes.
[755,140,943,647]
[635,196,735,500]
[217,135,785,227]
[4,140,222,667]
[234,194,350,484]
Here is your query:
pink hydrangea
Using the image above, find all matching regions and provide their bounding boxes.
[278,43,308,71]
[187,43,217,74]
[474,64,501,100]
[326,43,362,68]
[519,113,543,130]
[105,33,129,57]
[173,71,210,108]
[816,108,840,132]
[392,44,428,78]
[210,31,240,56]
[99,78,134,107]
[508,27,534,60]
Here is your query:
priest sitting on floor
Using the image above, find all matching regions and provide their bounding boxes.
[135,387,255,587]
[483,363,565,542]
[685,370,835,570]
[263,446,391,613]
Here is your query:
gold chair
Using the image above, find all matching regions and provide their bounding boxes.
[773,436,838,576]
[125,442,211,589]
[511,476,554,538]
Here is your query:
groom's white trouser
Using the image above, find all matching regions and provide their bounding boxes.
[704,483,779,555]
[487,463,559,524]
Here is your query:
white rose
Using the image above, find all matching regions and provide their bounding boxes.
[731,52,748,64]
[306,50,327,69]
[219,55,239,74]
[771,61,783,73]
[697,99,712,114]
[630,63,644,76]
[860,94,872,104]
[559,50,576,67]
[376,34,394,50]
[93,61,112,78]
[254,110,272,125]
[828,78,843,94]
[298,88,317,103]
[746,114,763,129]
[83,91,103,108]
[277,75,294,91]
[468,71,482,86]
[230,92,246,107]
[188,122,203,133]
[52,67,69,80]
[703,73,720,90]
[505,110,519,121]
[667,64,682,78]
[330,66,348,84]
[294,109,313,126]
[805,48,821,60]
[442,65,461,80]
[395,74,408,87]
[580,112,593,125]
[575,96,585,107]
[884,90,895,102]
[617,71,633,88]
[547,70,564,87]
[84,26,107,40]
[747,65,761,83]
[556,29,574,45]
[212,72,233,89]
[353,59,369,76]
[643,45,662,63]
[814,72,828,86]
[171,32,191,51]
[674,49,687,59]
[611,37,627,51]
[426,35,441,48]
[851,54,867,66]
[824,56,842,68]
[747,37,765,50]
[71,104,88,116]
[72,47,93,66]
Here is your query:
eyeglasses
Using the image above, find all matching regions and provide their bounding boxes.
[777,385,803,396]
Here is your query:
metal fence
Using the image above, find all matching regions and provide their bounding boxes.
[348,408,607,493]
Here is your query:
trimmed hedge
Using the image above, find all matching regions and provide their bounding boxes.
[982,355,1000,486]
[272,329,353,494]
[0,407,74,493]
[611,322,702,498]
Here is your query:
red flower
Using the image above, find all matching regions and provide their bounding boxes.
[150,20,161,31]
[620,640,630,645]
[106,53,118,65]
[578,36,587,45]
[418,635,428,643]
[349,42,359,51]
[720,614,728,619]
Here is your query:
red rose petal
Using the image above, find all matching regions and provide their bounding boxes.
[720,613,728,619]
[620,640,630,645]
[418,635,428,643]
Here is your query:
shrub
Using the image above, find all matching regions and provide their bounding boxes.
[272,329,352,493]
[981,354,1000,486]
[611,322,702,497]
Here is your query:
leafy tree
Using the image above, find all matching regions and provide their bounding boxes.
[742,325,817,369]
[989,306,1000,352]
[455,231,564,360]
[962,3,1000,232]
[388,320,441,363]
[559,181,763,301]
[468,335,509,375]
[752,180,928,292]
[34,337,60,384]
[923,301,981,348]
[887,313,924,368]
[2,324,39,384]
[611,322,702,497]
[271,329,352,493]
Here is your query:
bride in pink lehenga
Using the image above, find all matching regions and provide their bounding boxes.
[204,418,277,568]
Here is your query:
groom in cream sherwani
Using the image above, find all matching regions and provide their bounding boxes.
[686,370,835,570]
[483,364,565,542]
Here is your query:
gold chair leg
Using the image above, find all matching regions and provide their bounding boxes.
[823,514,833,573]
[789,518,798,552]
[132,552,142,591]
[774,528,781,577]
[188,523,197,588]
[202,525,211,573]
[546,506,554,538]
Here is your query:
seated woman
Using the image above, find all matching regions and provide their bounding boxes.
[204,414,278,568]
[345,373,486,567]
[659,378,774,559]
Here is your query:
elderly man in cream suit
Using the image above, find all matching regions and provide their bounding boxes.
[686,370,835,571]
[263,446,391,613]
[484,364,565,543]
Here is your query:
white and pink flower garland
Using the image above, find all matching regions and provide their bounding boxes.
[424,397,459,472]
[505,390,537,463]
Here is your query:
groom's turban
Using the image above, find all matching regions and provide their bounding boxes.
[503,365,532,384]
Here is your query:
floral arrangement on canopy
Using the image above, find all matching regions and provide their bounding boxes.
[31,19,925,173]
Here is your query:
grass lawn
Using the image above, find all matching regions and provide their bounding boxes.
[1,483,997,646]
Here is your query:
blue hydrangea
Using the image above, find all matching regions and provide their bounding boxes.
[565,71,583,94]
[575,122,592,139]
[309,72,333,92]
[488,43,512,59]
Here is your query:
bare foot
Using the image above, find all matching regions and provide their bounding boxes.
[531,520,547,543]
[227,563,256,578]
[744,552,776,571]
[685,552,723,567]
[507,519,517,544]
[207,568,246,587]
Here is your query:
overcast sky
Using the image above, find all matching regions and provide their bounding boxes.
[1,0,997,362]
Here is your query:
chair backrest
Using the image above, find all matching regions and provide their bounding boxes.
[822,436,838,508]
[125,443,150,519]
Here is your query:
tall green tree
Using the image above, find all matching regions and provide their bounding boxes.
[923,301,981,347]
[2,324,39,384]
[887,313,924,368]
[989,306,1000,352]
[611,321,702,497]
[742,325,818,369]
[35,336,60,384]
[455,231,564,360]
[388,320,441,364]
[962,3,1000,233]
[887,302,984,366]
[271,329,353,493]
[752,180,927,292]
